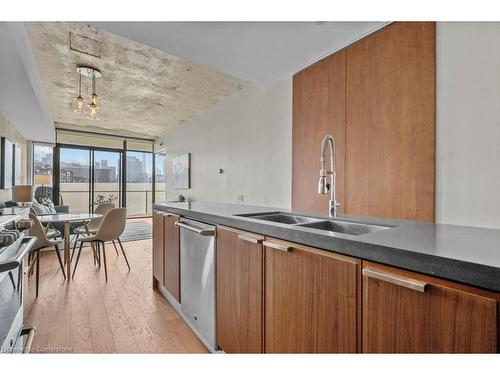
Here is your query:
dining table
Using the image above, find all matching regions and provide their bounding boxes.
[38,213,103,280]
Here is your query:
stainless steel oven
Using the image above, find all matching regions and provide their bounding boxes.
[0,217,37,353]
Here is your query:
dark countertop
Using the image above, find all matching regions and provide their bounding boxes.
[153,201,500,293]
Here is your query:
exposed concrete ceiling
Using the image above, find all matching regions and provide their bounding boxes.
[92,22,389,86]
[25,22,246,139]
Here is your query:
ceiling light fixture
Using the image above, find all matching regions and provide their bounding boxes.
[86,72,99,120]
[74,66,102,120]
[72,73,85,113]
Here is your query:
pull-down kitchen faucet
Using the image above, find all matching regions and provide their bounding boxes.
[318,135,340,218]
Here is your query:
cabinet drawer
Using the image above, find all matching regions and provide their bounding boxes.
[362,261,498,353]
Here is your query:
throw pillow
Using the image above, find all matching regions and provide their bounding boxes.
[39,196,57,214]
[31,201,50,215]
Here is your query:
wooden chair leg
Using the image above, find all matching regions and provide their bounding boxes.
[96,241,101,267]
[71,232,80,262]
[101,241,108,282]
[54,245,66,279]
[28,251,36,277]
[112,240,119,256]
[117,238,130,270]
[36,249,40,298]
[72,242,84,279]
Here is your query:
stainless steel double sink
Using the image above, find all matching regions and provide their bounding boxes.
[236,212,393,236]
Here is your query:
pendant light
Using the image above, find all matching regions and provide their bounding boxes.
[86,71,99,120]
[74,66,102,120]
[72,72,85,113]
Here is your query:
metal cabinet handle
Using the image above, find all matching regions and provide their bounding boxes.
[362,268,428,293]
[175,221,215,236]
[237,234,262,244]
[263,241,292,252]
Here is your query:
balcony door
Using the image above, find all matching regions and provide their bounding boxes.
[59,147,91,213]
[57,146,123,213]
[126,151,153,216]
[93,150,122,211]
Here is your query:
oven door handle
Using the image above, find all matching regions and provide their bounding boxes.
[20,326,36,353]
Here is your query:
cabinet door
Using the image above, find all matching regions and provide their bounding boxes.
[345,22,435,221]
[292,50,346,215]
[164,213,181,302]
[362,262,498,353]
[264,238,360,353]
[216,226,263,353]
[152,211,164,286]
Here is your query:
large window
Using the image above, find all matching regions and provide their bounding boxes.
[59,148,90,213]
[154,152,166,204]
[38,129,156,216]
[93,150,122,209]
[126,151,153,216]
[33,143,54,201]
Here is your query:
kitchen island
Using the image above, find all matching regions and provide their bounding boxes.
[152,201,500,353]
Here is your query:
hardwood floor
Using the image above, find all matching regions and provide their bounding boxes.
[23,239,208,353]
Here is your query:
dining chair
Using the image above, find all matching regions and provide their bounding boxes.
[27,213,66,298]
[72,208,130,282]
[29,206,60,239]
[71,203,115,262]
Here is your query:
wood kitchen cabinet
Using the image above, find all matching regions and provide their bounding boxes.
[345,22,435,221]
[264,238,360,353]
[292,50,346,215]
[152,210,181,303]
[292,22,435,222]
[164,212,181,302]
[362,261,498,353]
[216,226,264,353]
[152,210,164,287]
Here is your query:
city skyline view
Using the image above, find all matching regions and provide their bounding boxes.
[33,144,166,215]
[34,147,165,183]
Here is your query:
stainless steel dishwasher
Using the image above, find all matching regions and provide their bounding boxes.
[175,218,216,352]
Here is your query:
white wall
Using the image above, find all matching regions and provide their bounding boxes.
[0,111,28,203]
[436,22,500,228]
[158,78,292,208]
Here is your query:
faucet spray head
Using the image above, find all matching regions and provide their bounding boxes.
[318,171,329,194]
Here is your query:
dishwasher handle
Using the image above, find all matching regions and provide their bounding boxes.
[175,221,215,236]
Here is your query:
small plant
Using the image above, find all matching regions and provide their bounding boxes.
[94,194,117,205]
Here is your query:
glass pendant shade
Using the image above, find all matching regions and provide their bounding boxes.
[73,95,85,112]
[86,94,99,120]
[73,73,85,112]
[74,66,102,119]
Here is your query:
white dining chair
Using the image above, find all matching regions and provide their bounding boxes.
[28,213,66,298]
[72,208,130,282]
[71,203,115,262]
